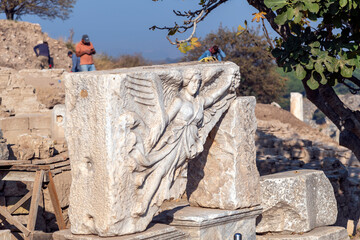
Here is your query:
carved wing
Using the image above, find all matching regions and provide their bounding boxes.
[124,73,167,147]
[197,67,240,144]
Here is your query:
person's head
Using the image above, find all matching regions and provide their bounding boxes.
[67,51,73,58]
[209,45,219,54]
[43,41,48,45]
[183,70,202,96]
[82,34,90,44]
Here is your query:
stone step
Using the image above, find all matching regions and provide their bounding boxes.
[256,226,349,240]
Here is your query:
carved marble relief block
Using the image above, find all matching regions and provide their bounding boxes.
[64,62,240,236]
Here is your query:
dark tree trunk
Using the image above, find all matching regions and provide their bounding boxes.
[5,9,15,20]
[303,80,360,161]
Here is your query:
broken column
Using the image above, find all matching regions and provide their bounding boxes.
[290,92,303,121]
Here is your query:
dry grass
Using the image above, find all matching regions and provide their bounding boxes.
[94,53,152,70]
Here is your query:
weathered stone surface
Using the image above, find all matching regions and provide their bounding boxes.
[187,96,260,209]
[43,170,72,210]
[0,132,9,160]
[156,204,262,240]
[51,104,66,141]
[65,62,240,236]
[12,133,54,160]
[256,226,349,240]
[0,230,11,240]
[256,170,337,234]
[53,224,189,240]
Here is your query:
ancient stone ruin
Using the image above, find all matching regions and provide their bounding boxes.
[50,62,350,240]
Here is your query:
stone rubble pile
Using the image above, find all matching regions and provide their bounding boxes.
[0,20,71,70]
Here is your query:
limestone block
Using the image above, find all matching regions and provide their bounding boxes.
[65,62,240,236]
[256,226,349,240]
[0,116,29,131]
[52,224,189,240]
[31,128,51,137]
[2,129,31,144]
[256,170,337,234]
[51,104,66,141]
[0,230,11,240]
[157,204,262,240]
[29,113,51,129]
[187,97,260,209]
[0,139,9,160]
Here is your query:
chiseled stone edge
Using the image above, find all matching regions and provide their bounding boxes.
[256,226,349,240]
[167,205,262,228]
[53,224,188,240]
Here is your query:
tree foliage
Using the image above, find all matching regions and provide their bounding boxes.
[182,26,286,103]
[0,0,76,20]
[153,0,360,160]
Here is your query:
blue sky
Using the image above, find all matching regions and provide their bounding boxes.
[10,0,268,61]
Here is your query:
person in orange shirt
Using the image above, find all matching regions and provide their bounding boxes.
[76,34,96,71]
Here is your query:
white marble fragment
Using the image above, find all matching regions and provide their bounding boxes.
[256,170,337,234]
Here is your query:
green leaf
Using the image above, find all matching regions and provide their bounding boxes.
[312,41,320,48]
[320,77,328,85]
[314,62,324,73]
[307,78,320,90]
[340,0,347,7]
[308,3,320,13]
[295,64,307,80]
[311,47,320,55]
[264,0,287,11]
[294,11,302,23]
[286,7,295,20]
[340,66,353,78]
[275,10,288,25]
[305,59,314,70]
[324,60,334,72]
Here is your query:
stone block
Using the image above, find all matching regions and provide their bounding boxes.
[52,224,189,240]
[0,116,29,131]
[31,128,51,137]
[256,226,349,240]
[0,230,11,240]
[157,204,262,240]
[256,170,337,234]
[29,114,51,129]
[65,62,240,236]
[187,97,260,209]
[51,104,65,141]
[2,129,31,144]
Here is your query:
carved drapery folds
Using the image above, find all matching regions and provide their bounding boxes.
[65,62,240,236]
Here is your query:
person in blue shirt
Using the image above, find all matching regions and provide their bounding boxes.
[198,45,226,61]
[68,51,80,72]
[33,41,51,69]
